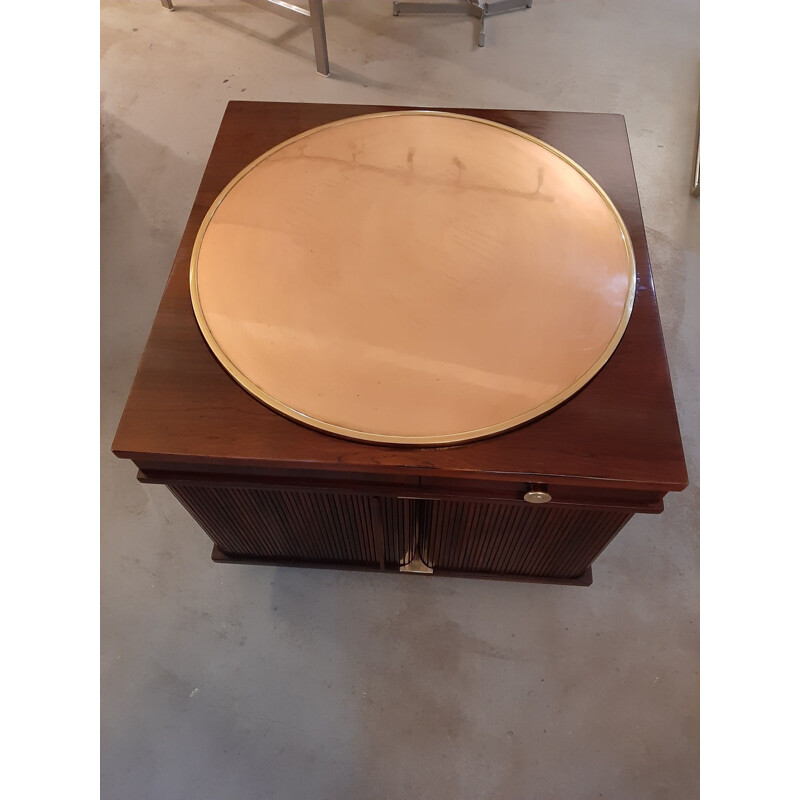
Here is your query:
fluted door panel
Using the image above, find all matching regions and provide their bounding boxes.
[377,497,416,567]
[169,484,379,565]
[420,500,631,579]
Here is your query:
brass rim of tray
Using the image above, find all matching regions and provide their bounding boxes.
[190,110,637,446]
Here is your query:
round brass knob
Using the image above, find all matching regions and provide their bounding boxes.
[524,488,552,504]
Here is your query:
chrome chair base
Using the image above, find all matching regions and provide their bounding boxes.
[393,0,533,47]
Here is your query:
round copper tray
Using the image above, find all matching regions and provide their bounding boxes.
[191,111,636,446]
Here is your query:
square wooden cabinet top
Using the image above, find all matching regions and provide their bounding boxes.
[113,101,687,495]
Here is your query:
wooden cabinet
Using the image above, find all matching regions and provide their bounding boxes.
[136,460,665,584]
[113,101,688,587]
[134,468,660,585]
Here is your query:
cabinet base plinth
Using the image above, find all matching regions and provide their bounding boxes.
[210,545,593,586]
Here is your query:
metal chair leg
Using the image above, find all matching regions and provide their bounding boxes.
[691,103,700,197]
[308,0,330,77]
[160,0,329,77]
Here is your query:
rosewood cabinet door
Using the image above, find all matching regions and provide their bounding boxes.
[168,482,418,570]
[169,484,380,566]
[418,499,632,580]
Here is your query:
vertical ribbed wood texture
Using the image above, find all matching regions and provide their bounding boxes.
[420,500,632,579]
[169,484,382,565]
[167,484,632,579]
[376,497,416,567]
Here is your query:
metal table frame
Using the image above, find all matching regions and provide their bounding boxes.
[160,0,330,77]
[392,0,533,47]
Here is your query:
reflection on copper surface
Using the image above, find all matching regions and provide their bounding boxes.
[191,112,635,444]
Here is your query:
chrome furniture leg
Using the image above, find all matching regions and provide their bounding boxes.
[263,0,330,77]
[691,103,700,197]
[307,0,330,77]
[160,1,330,76]
[393,0,532,47]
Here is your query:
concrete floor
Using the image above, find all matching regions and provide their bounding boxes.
[101,1,699,797]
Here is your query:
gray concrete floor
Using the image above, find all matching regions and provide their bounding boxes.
[101,1,699,797]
